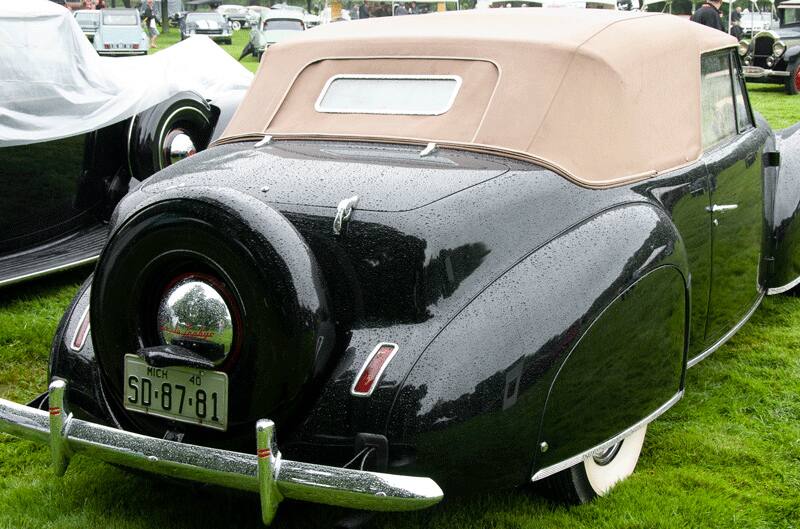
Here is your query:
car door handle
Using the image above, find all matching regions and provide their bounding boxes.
[706,204,738,213]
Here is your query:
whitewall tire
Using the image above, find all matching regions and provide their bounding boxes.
[543,425,647,504]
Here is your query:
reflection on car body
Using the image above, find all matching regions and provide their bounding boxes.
[3,8,800,528]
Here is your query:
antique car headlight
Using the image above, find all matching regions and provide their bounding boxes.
[738,41,749,56]
[773,41,786,57]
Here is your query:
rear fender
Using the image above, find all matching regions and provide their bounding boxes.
[766,121,800,292]
[386,203,689,491]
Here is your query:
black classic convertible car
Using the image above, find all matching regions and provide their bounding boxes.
[0,1,251,287]
[740,0,800,93]
[2,8,800,525]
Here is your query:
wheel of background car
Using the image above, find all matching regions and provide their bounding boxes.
[127,91,216,181]
[231,20,241,30]
[542,426,647,504]
[786,59,800,95]
[90,191,335,441]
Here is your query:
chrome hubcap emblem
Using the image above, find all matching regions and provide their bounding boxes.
[158,277,234,366]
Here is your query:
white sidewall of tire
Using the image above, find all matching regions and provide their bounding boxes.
[583,425,647,496]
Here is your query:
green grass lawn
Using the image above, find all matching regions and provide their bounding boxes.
[1,38,799,528]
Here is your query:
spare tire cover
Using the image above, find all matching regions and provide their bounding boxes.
[91,188,334,442]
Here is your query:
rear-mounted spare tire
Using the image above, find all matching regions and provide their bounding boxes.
[90,190,334,446]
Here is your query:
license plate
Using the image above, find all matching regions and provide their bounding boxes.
[112,43,131,49]
[123,354,228,431]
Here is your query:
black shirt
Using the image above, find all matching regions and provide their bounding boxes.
[142,5,154,24]
[690,3,724,32]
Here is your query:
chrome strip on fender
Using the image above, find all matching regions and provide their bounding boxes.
[767,274,800,295]
[530,390,684,483]
[687,291,764,368]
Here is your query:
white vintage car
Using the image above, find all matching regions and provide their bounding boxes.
[93,8,149,56]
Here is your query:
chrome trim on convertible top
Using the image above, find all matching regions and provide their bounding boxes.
[0,380,443,526]
[530,390,684,483]
[687,291,764,368]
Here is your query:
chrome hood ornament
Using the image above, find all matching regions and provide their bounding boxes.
[158,276,234,366]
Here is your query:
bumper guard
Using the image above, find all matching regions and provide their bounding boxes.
[0,380,443,525]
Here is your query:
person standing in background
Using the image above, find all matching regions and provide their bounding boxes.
[730,6,743,39]
[142,0,159,49]
[690,0,725,32]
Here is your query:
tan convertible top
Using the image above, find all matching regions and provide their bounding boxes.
[218,9,736,187]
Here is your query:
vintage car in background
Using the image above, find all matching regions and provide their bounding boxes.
[242,9,305,59]
[269,3,320,26]
[739,8,779,36]
[151,0,188,26]
[93,8,148,56]
[480,0,617,7]
[0,0,252,287]
[216,3,260,30]
[180,11,232,43]
[740,0,800,93]
[74,9,100,41]
[4,8,800,526]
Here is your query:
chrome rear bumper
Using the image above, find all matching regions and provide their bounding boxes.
[0,380,443,525]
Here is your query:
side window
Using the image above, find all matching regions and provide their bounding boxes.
[731,54,754,132]
[701,52,737,150]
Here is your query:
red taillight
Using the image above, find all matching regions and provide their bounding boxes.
[351,343,398,397]
[133,43,139,49]
[71,307,91,351]
[104,44,110,49]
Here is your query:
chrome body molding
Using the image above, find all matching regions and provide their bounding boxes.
[687,291,764,368]
[0,255,99,288]
[767,274,800,295]
[530,390,684,483]
[0,380,443,526]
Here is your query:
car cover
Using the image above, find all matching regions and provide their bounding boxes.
[0,0,253,147]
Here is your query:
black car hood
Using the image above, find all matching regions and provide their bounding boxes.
[138,140,510,212]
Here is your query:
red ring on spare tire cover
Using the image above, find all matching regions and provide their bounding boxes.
[90,193,335,445]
